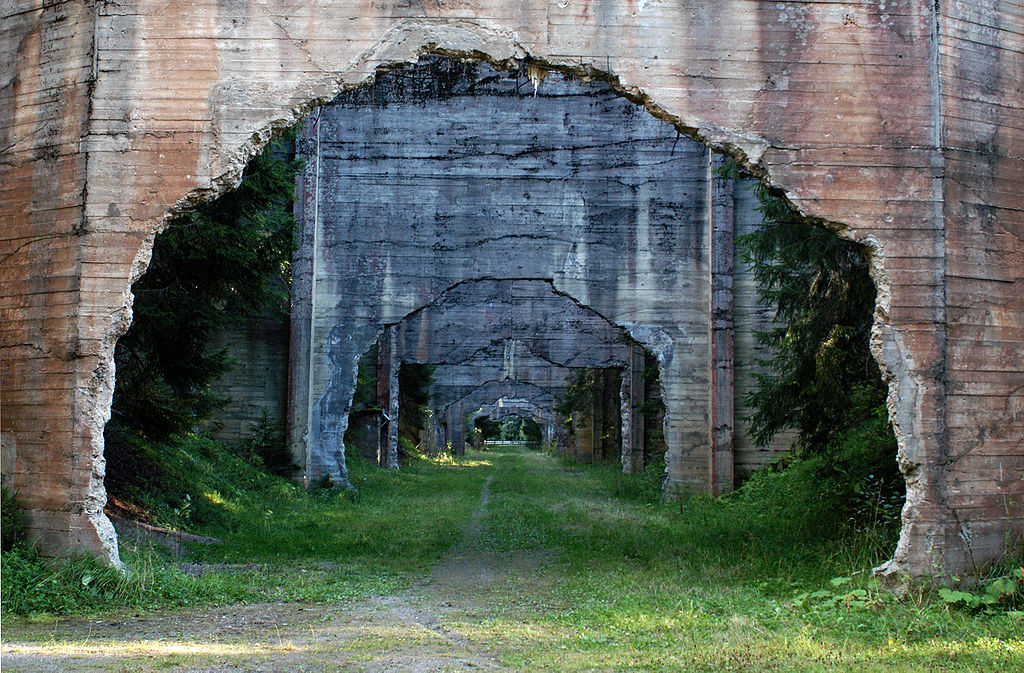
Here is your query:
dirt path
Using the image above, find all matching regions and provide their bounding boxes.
[2,470,551,673]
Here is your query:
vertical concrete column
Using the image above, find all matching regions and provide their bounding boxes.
[376,326,400,469]
[555,419,570,455]
[621,345,647,474]
[598,373,616,462]
[574,403,596,464]
[424,410,438,455]
[710,154,736,494]
[448,403,466,456]
[375,330,390,466]
[288,116,318,482]
[432,411,445,456]
[386,353,400,470]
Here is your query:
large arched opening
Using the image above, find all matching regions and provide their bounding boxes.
[3,4,1019,581]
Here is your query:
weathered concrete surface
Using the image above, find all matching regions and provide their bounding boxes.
[0,1,121,563]
[443,379,563,444]
[288,62,792,501]
[207,316,290,445]
[463,387,562,453]
[1,1,1021,578]
[379,278,641,468]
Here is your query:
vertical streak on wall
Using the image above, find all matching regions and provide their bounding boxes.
[304,110,322,483]
[375,326,400,468]
[448,402,466,456]
[288,112,322,484]
[710,154,736,495]
[620,364,633,472]
[621,344,646,474]
[386,328,400,469]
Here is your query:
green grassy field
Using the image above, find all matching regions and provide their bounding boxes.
[460,447,1023,671]
[2,442,492,616]
[2,441,1021,671]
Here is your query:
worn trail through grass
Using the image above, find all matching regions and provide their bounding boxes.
[3,446,1022,672]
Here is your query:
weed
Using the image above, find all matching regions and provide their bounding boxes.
[1,486,28,551]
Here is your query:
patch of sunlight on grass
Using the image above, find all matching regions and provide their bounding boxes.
[899,636,1024,658]
[424,453,492,468]
[200,489,239,513]
[4,640,301,657]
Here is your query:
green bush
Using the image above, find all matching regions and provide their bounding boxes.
[1,486,28,551]
[235,409,296,477]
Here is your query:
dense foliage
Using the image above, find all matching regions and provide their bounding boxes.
[103,131,302,501]
[497,416,543,444]
[108,132,301,443]
[737,180,886,455]
[1,487,27,552]
[731,166,903,520]
[397,363,435,454]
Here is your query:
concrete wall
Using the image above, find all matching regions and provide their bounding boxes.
[207,316,291,444]
[290,63,791,496]
[290,60,738,498]
[378,277,639,464]
[732,188,800,478]
[2,0,1020,579]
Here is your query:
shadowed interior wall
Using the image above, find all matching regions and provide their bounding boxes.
[207,316,291,445]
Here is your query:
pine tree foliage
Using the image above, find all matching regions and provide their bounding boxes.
[737,179,886,455]
[397,363,435,449]
[109,131,302,441]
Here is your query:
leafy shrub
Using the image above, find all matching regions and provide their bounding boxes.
[596,454,666,505]
[1,486,28,551]
[1,547,131,615]
[727,406,902,553]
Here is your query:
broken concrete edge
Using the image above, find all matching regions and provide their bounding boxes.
[81,43,910,575]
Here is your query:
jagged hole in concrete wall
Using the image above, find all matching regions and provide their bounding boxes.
[288,55,825,496]
[197,54,901,509]
[111,53,894,540]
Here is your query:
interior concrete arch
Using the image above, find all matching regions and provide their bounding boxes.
[357,278,651,471]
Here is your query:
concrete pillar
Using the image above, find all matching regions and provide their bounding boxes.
[597,372,609,461]
[621,345,646,474]
[425,409,440,455]
[573,402,596,464]
[448,402,466,456]
[710,153,735,494]
[376,325,400,469]
[434,411,446,456]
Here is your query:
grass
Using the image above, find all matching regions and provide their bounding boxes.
[2,440,1021,671]
[459,447,1024,672]
[2,438,492,617]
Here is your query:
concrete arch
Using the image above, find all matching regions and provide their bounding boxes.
[448,380,562,452]
[365,278,651,471]
[454,381,559,419]
[471,399,559,448]
[390,280,634,371]
[291,65,732,505]
[2,3,1020,578]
